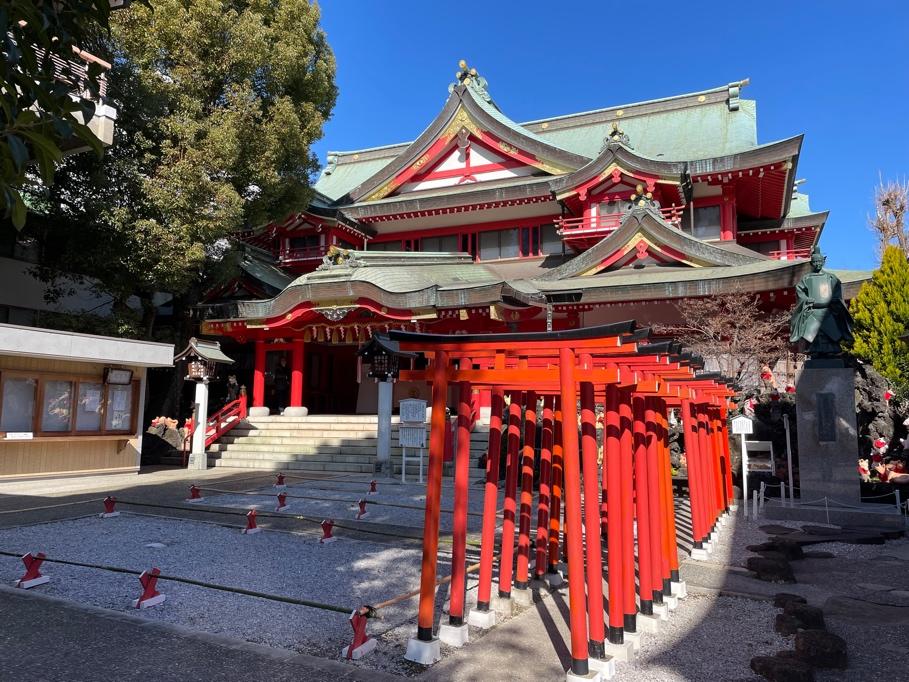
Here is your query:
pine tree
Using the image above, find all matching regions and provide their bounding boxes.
[849,245,909,388]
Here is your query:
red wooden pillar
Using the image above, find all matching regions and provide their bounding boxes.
[516,391,536,589]
[619,389,637,633]
[656,404,673,592]
[548,400,564,574]
[697,404,717,530]
[682,398,707,548]
[476,388,504,612]
[252,341,266,408]
[580,379,606,658]
[709,407,725,515]
[448,377,472,626]
[535,396,554,579]
[632,394,654,615]
[661,407,681,583]
[720,406,734,509]
[498,394,522,598]
[645,397,664,603]
[416,350,449,642]
[558,347,590,677]
[605,383,625,644]
[289,339,304,408]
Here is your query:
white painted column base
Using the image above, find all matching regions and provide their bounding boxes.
[690,548,710,561]
[248,406,270,417]
[492,594,513,617]
[652,602,669,620]
[341,637,377,660]
[242,527,261,535]
[604,640,634,662]
[588,656,617,679]
[15,575,49,589]
[670,581,688,599]
[438,623,469,647]
[566,666,602,682]
[99,512,120,518]
[664,594,680,610]
[185,497,205,503]
[637,613,661,633]
[404,637,441,665]
[283,406,308,417]
[709,532,718,544]
[467,608,496,629]
[512,587,533,607]
[624,630,642,651]
[133,593,166,609]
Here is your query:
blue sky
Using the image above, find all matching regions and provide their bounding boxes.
[314,1,908,271]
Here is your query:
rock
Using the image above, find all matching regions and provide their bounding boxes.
[775,613,801,636]
[750,654,815,682]
[856,582,895,592]
[794,630,848,669]
[761,524,799,535]
[801,525,843,536]
[802,551,835,559]
[783,602,826,630]
[774,593,808,608]
[746,556,796,583]
[748,542,779,553]
[756,550,790,562]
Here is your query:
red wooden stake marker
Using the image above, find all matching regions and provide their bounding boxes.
[133,567,165,608]
[16,552,49,589]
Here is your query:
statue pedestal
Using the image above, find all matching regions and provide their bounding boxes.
[765,362,903,529]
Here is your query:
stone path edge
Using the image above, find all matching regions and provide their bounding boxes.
[0,584,404,681]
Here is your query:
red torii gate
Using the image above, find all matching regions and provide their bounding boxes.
[388,323,735,680]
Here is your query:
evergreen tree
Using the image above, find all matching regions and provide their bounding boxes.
[849,245,909,388]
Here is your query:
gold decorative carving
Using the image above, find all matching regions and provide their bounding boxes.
[498,141,518,155]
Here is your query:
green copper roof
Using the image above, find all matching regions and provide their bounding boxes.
[314,155,392,202]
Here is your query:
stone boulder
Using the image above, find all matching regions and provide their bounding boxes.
[750,654,815,682]
[775,613,801,636]
[774,593,807,609]
[746,556,795,583]
[783,602,826,630]
[794,630,848,669]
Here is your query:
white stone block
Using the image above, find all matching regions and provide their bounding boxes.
[492,594,513,617]
[341,637,376,660]
[15,575,49,589]
[690,547,710,561]
[512,587,533,607]
[404,637,441,665]
[652,603,669,621]
[664,594,680,610]
[467,608,496,629]
[670,581,688,599]
[588,655,616,679]
[133,593,165,609]
[624,630,642,651]
[637,613,660,633]
[438,623,469,647]
[604,640,634,663]
[566,667,602,682]
[99,512,120,518]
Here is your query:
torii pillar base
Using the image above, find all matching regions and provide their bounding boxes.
[438,622,469,647]
[404,637,441,665]
[604,641,634,663]
[467,609,496,629]
[566,667,602,682]
[588,655,617,680]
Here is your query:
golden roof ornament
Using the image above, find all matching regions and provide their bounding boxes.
[602,121,631,150]
[450,60,492,102]
[629,183,654,207]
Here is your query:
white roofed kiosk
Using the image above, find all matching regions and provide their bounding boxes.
[0,324,173,480]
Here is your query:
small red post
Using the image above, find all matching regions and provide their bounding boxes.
[682,399,707,548]
[100,496,120,518]
[515,390,536,590]
[605,384,625,643]
[633,395,655,615]
[133,567,166,608]
[448,377,472,627]
[187,484,203,502]
[580,378,606,657]
[243,509,261,534]
[16,552,49,589]
[276,492,288,511]
[476,387,504,613]
[497,395,522,599]
[275,473,286,489]
[548,400,564,576]
[619,390,638,633]
[368,479,378,495]
[645,398,665,603]
[356,499,368,519]
[342,605,377,659]
[320,518,337,543]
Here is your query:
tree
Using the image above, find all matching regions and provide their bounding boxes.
[658,291,790,389]
[870,179,909,257]
[1,0,115,228]
[849,245,909,390]
[22,0,336,338]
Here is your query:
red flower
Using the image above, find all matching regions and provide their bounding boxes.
[872,453,883,463]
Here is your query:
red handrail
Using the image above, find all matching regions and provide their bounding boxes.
[181,395,248,467]
[768,248,811,260]
[556,206,683,239]
[278,245,328,262]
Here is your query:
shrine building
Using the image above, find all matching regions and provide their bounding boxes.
[199,63,868,416]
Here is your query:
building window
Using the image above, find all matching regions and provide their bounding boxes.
[690,205,722,240]
[479,228,520,260]
[289,235,320,250]
[76,382,104,431]
[421,234,459,252]
[0,377,36,432]
[368,241,399,252]
[41,380,73,432]
[0,372,138,436]
[539,224,562,255]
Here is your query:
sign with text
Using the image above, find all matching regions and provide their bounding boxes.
[731,415,754,435]
[399,399,427,425]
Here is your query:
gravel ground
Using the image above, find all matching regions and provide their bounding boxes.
[196,477,504,533]
[0,513,463,676]
[611,593,790,682]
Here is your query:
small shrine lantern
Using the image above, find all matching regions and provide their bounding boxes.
[357,335,417,383]
[174,337,234,383]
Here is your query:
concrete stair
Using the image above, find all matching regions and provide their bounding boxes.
[205,415,488,475]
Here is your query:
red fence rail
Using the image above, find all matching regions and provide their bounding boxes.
[278,246,328,263]
[556,206,684,241]
[182,395,248,466]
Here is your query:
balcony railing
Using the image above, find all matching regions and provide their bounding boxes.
[556,206,685,242]
[36,46,109,100]
[768,248,811,261]
[278,245,329,263]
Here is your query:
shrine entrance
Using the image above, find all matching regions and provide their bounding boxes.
[304,342,359,414]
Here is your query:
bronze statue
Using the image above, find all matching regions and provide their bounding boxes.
[790,246,854,358]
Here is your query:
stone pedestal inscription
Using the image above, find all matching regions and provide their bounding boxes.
[795,367,859,505]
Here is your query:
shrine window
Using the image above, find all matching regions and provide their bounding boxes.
[539,224,562,255]
[681,204,722,240]
[421,234,459,252]
[479,228,520,260]
[289,235,320,250]
[368,241,400,251]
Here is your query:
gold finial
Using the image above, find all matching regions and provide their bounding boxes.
[636,184,644,194]
[458,59,467,69]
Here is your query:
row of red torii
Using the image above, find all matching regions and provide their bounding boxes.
[380,322,735,681]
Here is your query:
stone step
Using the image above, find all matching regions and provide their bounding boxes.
[209,458,375,473]
[219,435,382,446]
[210,451,375,464]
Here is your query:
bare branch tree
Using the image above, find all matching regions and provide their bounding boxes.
[870,178,909,257]
[657,291,789,389]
